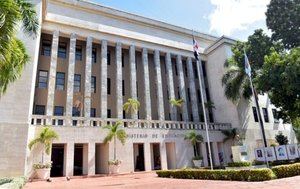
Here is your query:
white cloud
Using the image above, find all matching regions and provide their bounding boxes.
[209,0,270,36]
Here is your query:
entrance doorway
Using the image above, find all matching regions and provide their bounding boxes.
[74,144,83,176]
[95,143,109,174]
[150,143,161,170]
[133,143,145,171]
[166,142,176,169]
[51,144,64,177]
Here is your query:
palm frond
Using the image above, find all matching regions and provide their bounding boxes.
[116,129,127,145]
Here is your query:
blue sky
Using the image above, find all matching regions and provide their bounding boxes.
[92,0,270,40]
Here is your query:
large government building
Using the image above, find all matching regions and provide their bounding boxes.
[0,0,295,178]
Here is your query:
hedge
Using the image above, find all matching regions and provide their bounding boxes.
[0,177,26,189]
[227,162,251,167]
[271,163,300,178]
[157,169,275,182]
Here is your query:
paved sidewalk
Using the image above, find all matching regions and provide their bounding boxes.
[24,172,300,189]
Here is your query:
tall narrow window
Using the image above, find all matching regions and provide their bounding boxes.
[90,108,96,117]
[177,87,180,99]
[262,108,269,123]
[107,78,111,95]
[183,61,188,77]
[193,62,198,79]
[187,88,191,102]
[58,42,67,59]
[34,105,45,115]
[92,48,97,63]
[272,109,279,123]
[122,53,124,67]
[41,40,51,56]
[75,45,82,61]
[174,62,178,76]
[74,74,81,92]
[201,61,207,77]
[55,72,65,90]
[107,50,111,65]
[91,76,96,93]
[197,89,201,102]
[38,70,48,89]
[54,106,64,116]
[107,109,111,118]
[252,107,259,122]
[122,80,125,96]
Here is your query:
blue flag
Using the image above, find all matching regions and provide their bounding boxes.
[244,51,251,77]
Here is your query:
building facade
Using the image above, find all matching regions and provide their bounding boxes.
[0,0,295,177]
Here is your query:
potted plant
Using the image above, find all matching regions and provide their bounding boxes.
[103,121,127,174]
[28,126,58,179]
[184,130,203,168]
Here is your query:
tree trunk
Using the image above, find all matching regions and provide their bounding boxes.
[114,136,116,160]
[193,145,197,157]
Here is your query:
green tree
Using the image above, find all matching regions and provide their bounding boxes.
[275,132,289,145]
[28,127,58,164]
[103,121,127,160]
[266,0,300,49]
[221,29,280,103]
[184,131,203,157]
[0,0,38,94]
[292,118,300,144]
[169,98,184,107]
[123,98,140,115]
[256,48,300,121]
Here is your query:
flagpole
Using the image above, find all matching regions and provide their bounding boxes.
[193,31,213,170]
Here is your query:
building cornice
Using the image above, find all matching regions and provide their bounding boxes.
[204,36,236,55]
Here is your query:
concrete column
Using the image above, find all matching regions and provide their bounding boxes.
[144,142,152,171]
[142,48,152,120]
[212,142,220,166]
[165,53,177,121]
[65,142,74,176]
[46,30,59,117]
[65,33,76,124]
[160,142,168,170]
[84,37,93,120]
[176,55,188,121]
[129,45,137,119]
[197,60,209,119]
[88,142,95,175]
[201,143,208,167]
[154,50,165,120]
[100,40,107,118]
[187,57,199,122]
[115,42,123,119]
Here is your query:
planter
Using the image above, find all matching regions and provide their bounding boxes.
[35,168,50,179]
[193,160,203,168]
[109,164,121,174]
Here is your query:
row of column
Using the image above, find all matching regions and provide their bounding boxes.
[45,31,207,122]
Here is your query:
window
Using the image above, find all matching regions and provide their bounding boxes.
[122,80,125,96]
[123,110,126,119]
[190,114,194,122]
[272,109,279,123]
[91,76,96,93]
[177,87,180,99]
[174,61,178,75]
[54,106,64,116]
[41,40,51,56]
[180,114,183,121]
[75,45,82,61]
[187,88,191,102]
[55,72,65,90]
[205,88,211,102]
[197,89,201,103]
[201,61,207,77]
[107,109,111,118]
[107,78,111,95]
[122,53,124,67]
[252,107,259,122]
[262,108,269,123]
[107,51,111,65]
[90,108,96,117]
[193,62,198,79]
[58,42,67,59]
[38,70,48,88]
[183,61,188,77]
[92,48,97,63]
[72,107,80,117]
[136,82,138,97]
[34,105,45,115]
[74,74,81,92]
[209,112,214,122]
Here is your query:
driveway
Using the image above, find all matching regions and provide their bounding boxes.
[24,172,300,189]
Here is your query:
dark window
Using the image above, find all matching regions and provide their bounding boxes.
[107,51,111,65]
[174,62,178,76]
[197,89,201,102]
[38,70,48,88]
[58,42,67,59]
[201,61,207,77]
[54,106,64,116]
[122,53,124,67]
[107,109,111,118]
[90,108,96,117]
[136,82,138,97]
[180,114,183,121]
[193,62,198,79]
[56,72,65,90]
[167,89,169,100]
[183,61,188,77]
[191,114,194,122]
[75,45,82,61]
[74,74,81,92]
[187,88,191,102]
[205,88,211,102]
[91,76,96,93]
[272,109,279,123]
[177,87,180,99]
[107,78,111,95]
[72,107,80,117]
[209,112,214,122]
[122,80,125,96]
[123,110,126,119]
[34,105,45,115]
[92,48,97,63]
[252,107,259,122]
[41,40,51,56]
[137,111,140,119]
[262,108,269,123]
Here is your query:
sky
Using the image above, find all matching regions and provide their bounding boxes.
[92,0,271,41]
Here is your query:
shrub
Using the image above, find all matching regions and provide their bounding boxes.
[157,168,275,182]
[252,160,265,166]
[271,163,300,178]
[33,162,52,169]
[0,177,26,188]
[192,156,203,160]
[0,178,12,186]
[227,161,251,167]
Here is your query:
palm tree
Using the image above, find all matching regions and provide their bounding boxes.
[103,121,127,160]
[222,128,243,145]
[28,127,58,164]
[123,98,140,115]
[169,98,184,107]
[0,0,38,94]
[184,131,203,157]
[204,101,216,110]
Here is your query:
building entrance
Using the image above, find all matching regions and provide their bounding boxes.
[50,144,64,177]
[133,143,145,171]
[151,143,161,170]
[74,144,83,176]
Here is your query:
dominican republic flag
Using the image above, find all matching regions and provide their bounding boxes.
[244,51,252,77]
[193,37,200,61]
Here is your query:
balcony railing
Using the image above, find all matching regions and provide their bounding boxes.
[30,115,232,131]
